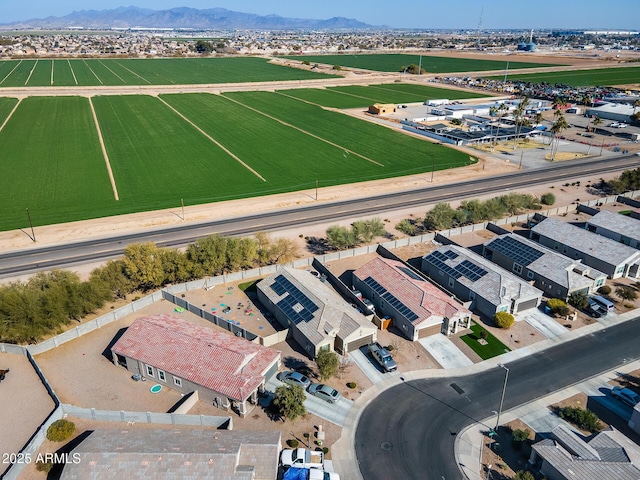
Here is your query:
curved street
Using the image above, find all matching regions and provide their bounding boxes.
[351,314,640,480]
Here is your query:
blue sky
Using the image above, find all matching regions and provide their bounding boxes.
[2,0,639,29]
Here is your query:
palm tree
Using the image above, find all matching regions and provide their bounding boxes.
[488,105,498,150]
[592,116,603,156]
[512,97,530,150]
[550,113,568,161]
[493,103,508,151]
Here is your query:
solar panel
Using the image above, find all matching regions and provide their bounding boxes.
[489,236,544,266]
[425,250,488,282]
[397,266,425,281]
[272,275,318,324]
[363,277,419,322]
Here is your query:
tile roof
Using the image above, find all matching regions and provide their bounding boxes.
[257,268,376,348]
[61,429,281,480]
[353,257,470,326]
[111,315,280,402]
[532,217,640,266]
[587,210,640,243]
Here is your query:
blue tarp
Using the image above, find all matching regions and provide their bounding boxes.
[283,468,308,480]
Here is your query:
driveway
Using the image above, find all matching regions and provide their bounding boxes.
[266,375,353,427]
[419,334,473,369]
[517,308,568,339]
[348,348,400,384]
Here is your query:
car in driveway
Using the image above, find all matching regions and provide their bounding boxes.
[279,371,311,389]
[308,384,341,403]
[611,386,639,407]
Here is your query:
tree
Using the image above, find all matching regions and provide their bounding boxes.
[159,249,193,284]
[326,225,359,250]
[89,260,134,300]
[395,219,417,236]
[194,40,214,53]
[315,350,338,380]
[550,112,568,161]
[46,419,76,442]
[494,311,515,329]
[352,218,386,243]
[512,97,530,150]
[615,286,637,302]
[123,242,166,290]
[592,116,603,156]
[404,63,425,75]
[187,235,228,277]
[540,192,556,205]
[568,291,589,310]
[423,203,456,230]
[513,471,535,480]
[273,384,306,421]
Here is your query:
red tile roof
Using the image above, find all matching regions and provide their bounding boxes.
[354,257,470,325]
[112,315,280,402]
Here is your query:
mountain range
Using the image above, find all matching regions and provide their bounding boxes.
[2,6,374,30]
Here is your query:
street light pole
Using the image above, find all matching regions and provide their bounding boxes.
[495,364,509,431]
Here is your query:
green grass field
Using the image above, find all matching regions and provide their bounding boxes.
[0,97,18,124]
[460,322,510,359]
[281,53,559,73]
[0,57,337,87]
[0,91,474,232]
[279,83,489,108]
[486,66,640,86]
[0,97,115,229]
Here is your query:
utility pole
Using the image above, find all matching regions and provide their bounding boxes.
[315,180,318,201]
[181,198,185,221]
[519,150,524,170]
[26,208,36,242]
[495,364,510,431]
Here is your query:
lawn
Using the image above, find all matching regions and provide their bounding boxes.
[0,57,338,87]
[486,66,640,87]
[460,322,510,360]
[281,53,559,73]
[0,96,115,230]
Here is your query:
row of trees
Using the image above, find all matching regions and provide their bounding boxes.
[325,218,386,250]
[604,167,640,195]
[396,192,554,235]
[0,233,298,344]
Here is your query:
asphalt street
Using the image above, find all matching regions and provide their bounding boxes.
[355,315,640,480]
[1,154,637,278]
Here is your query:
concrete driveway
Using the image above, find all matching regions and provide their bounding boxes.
[517,308,568,339]
[348,348,400,384]
[418,334,473,369]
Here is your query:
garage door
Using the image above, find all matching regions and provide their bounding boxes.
[345,334,375,353]
[418,324,442,339]
[515,298,539,313]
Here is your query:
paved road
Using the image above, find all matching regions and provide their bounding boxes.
[354,315,640,480]
[1,154,637,278]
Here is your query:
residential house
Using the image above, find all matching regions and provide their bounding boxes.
[483,233,607,300]
[531,217,640,279]
[352,256,471,340]
[61,429,281,480]
[586,209,640,249]
[421,245,542,318]
[256,268,377,358]
[111,315,281,417]
[529,424,640,480]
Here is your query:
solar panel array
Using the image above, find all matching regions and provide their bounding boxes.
[271,275,319,324]
[426,250,488,282]
[363,277,419,322]
[488,236,544,266]
[397,266,425,281]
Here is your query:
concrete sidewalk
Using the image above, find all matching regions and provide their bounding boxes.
[332,307,640,480]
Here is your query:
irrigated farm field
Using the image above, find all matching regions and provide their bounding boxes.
[281,53,559,73]
[0,57,336,87]
[486,66,640,87]
[279,83,489,108]
[0,97,18,123]
[0,90,474,231]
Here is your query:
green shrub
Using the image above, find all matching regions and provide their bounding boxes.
[568,291,589,310]
[322,447,329,454]
[540,192,556,205]
[347,382,357,389]
[547,298,569,316]
[46,419,76,442]
[287,439,299,448]
[512,428,530,450]
[494,311,515,329]
[514,471,535,480]
[598,285,611,295]
[35,460,53,473]
[395,219,417,236]
[315,350,338,380]
[558,406,602,432]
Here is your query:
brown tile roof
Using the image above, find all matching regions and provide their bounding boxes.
[111,315,280,402]
[354,257,470,326]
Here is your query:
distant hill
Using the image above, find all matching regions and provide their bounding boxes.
[2,6,375,30]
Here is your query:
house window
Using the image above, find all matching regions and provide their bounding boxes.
[145,365,154,377]
[513,263,523,274]
[527,271,534,280]
[174,377,182,388]
[498,305,508,313]
[596,279,604,287]
[158,370,166,382]
[615,265,624,274]
[448,278,455,288]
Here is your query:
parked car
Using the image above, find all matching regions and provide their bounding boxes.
[279,371,311,390]
[367,342,397,372]
[308,384,341,404]
[281,448,324,469]
[612,386,640,407]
